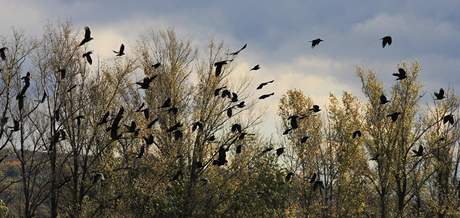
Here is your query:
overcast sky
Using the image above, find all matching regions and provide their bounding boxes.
[2,0,460,136]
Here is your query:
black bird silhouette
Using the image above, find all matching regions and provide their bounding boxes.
[393,68,407,80]
[300,135,309,143]
[142,108,150,119]
[231,123,242,133]
[309,173,317,183]
[137,145,145,158]
[110,107,125,140]
[381,36,392,48]
[214,60,231,77]
[214,86,227,96]
[9,119,20,132]
[256,80,274,90]
[412,145,424,157]
[221,89,231,98]
[79,26,93,47]
[21,72,31,87]
[0,47,8,61]
[443,114,454,125]
[213,146,229,166]
[160,97,172,108]
[167,122,182,132]
[286,172,295,182]
[231,92,238,102]
[236,144,243,154]
[310,105,321,113]
[276,147,285,156]
[146,118,159,129]
[152,62,161,69]
[144,134,154,145]
[192,121,204,132]
[82,51,93,65]
[228,43,247,56]
[235,101,246,108]
[310,38,323,48]
[434,88,445,100]
[380,94,390,105]
[352,130,362,139]
[136,75,157,89]
[113,44,125,56]
[97,111,110,126]
[288,115,300,129]
[387,112,401,122]
[250,64,260,71]
[58,68,66,79]
[259,92,274,99]
[226,107,233,117]
[261,147,274,154]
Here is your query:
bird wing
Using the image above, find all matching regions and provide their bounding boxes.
[84,26,91,38]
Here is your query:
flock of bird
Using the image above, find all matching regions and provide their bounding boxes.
[0,26,455,189]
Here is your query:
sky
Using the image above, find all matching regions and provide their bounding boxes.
[1,0,460,136]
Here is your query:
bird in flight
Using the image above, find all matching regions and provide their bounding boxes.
[309,38,323,48]
[310,105,321,113]
[381,36,392,48]
[380,94,390,105]
[113,44,125,56]
[0,47,8,61]
[256,80,274,90]
[393,68,407,80]
[434,88,445,100]
[443,114,454,125]
[387,112,401,122]
[259,92,274,99]
[412,145,424,157]
[250,65,260,71]
[214,60,232,77]
[227,43,247,56]
[82,51,93,65]
[79,26,93,47]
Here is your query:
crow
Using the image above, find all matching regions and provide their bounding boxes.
[214,86,227,96]
[434,88,445,100]
[221,89,232,98]
[381,36,392,48]
[259,92,274,99]
[152,62,161,69]
[310,38,323,48]
[256,80,274,90]
[288,115,300,129]
[0,47,7,61]
[113,44,125,56]
[214,60,232,77]
[231,92,238,102]
[226,107,233,118]
[380,94,390,105]
[82,51,93,65]
[412,145,424,157]
[192,121,204,132]
[236,144,243,154]
[79,26,93,46]
[227,43,247,56]
[387,112,401,122]
[276,147,285,156]
[231,123,242,133]
[310,105,321,113]
[136,76,157,89]
[443,114,454,125]
[21,72,31,87]
[261,147,273,154]
[250,64,260,71]
[235,101,246,108]
[393,68,407,80]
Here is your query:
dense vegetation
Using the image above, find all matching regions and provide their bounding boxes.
[0,23,459,218]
